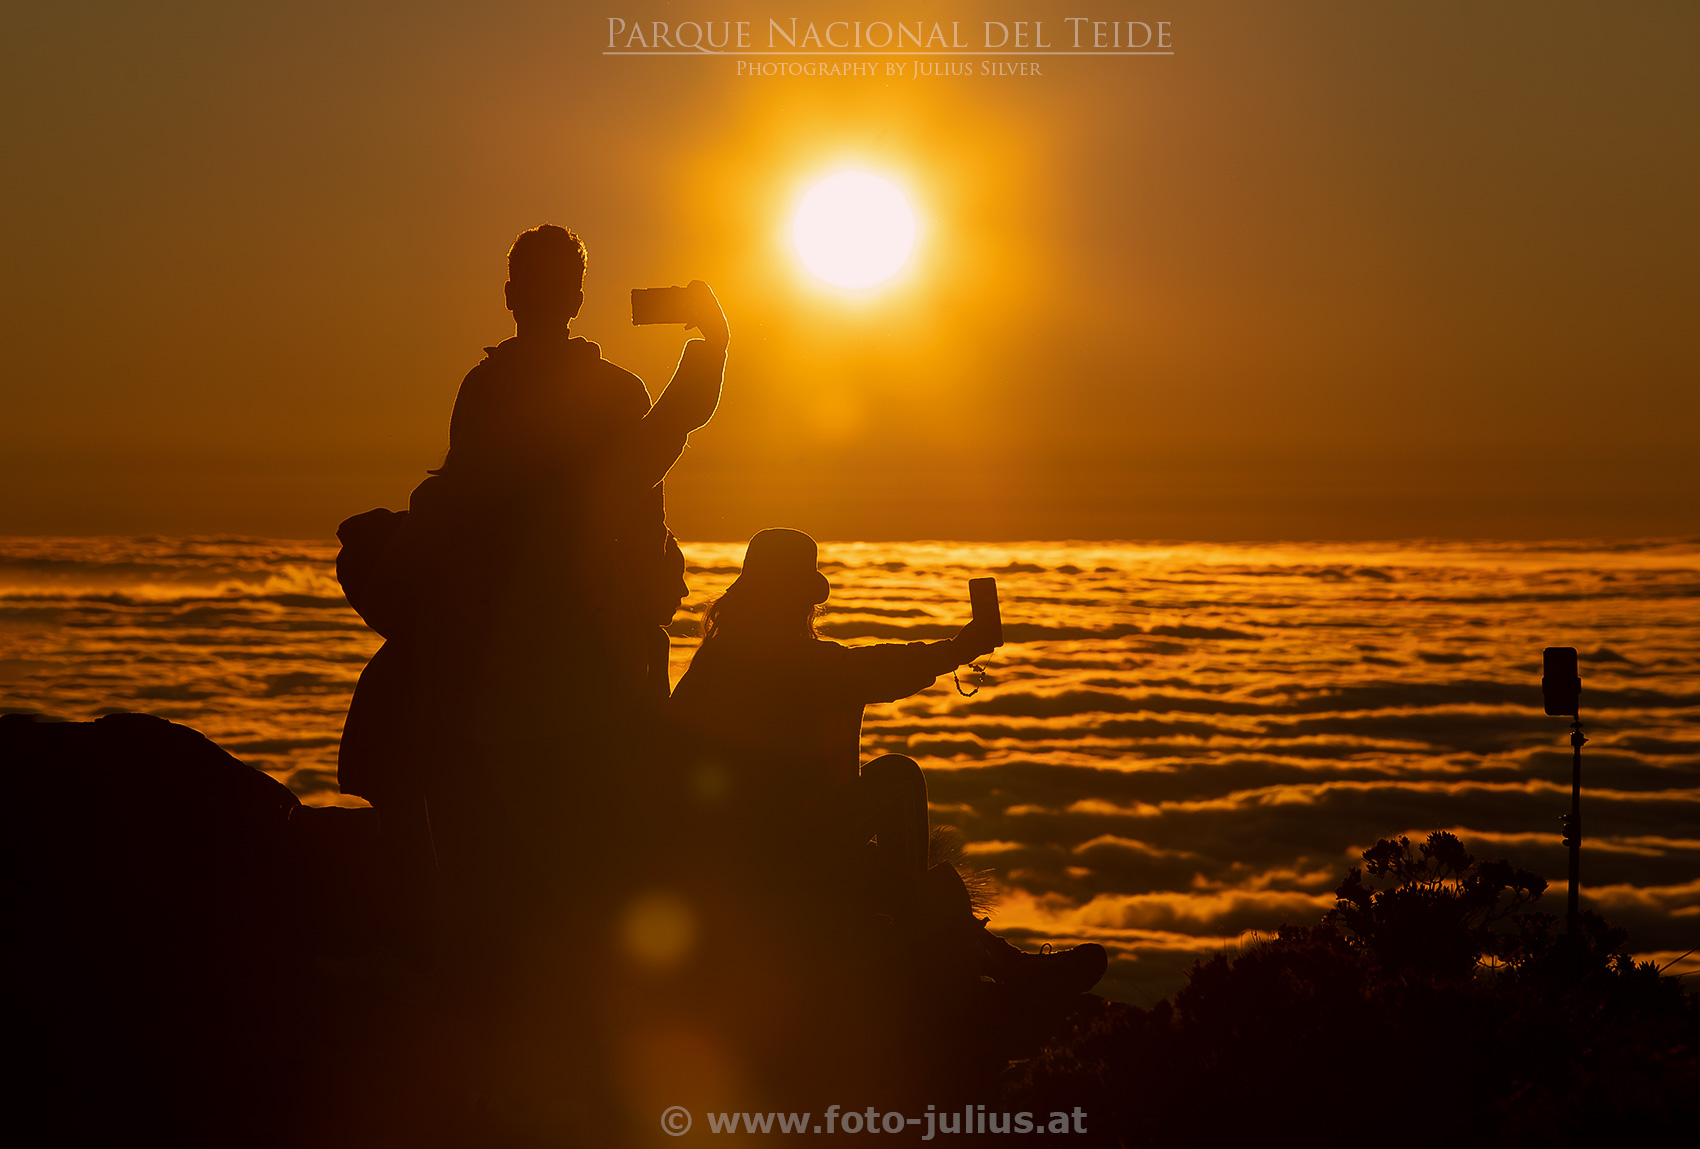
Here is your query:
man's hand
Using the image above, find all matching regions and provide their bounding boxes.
[637,281,727,444]
[685,280,728,355]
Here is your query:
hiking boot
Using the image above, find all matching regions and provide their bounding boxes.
[977,926,1108,997]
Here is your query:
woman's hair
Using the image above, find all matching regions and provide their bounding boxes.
[700,583,820,643]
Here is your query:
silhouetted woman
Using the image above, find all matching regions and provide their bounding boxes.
[668,528,1105,994]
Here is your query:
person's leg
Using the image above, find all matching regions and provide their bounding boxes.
[370,788,439,960]
[643,624,674,703]
[853,764,1113,997]
[915,861,1111,996]
[853,754,929,877]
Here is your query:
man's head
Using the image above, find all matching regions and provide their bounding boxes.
[504,224,587,335]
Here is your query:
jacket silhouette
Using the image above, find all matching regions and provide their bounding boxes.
[670,528,994,871]
[337,224,725,887]
[667,530,1107,998]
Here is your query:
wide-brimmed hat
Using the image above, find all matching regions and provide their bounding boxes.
[728,527,831,604]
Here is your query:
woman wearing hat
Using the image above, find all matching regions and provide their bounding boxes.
[668,528,1107,996]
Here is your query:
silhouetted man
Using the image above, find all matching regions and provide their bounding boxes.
[339,224,727,900]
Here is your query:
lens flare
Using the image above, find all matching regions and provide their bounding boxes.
[792,171,916,289]
[621,892,697,968]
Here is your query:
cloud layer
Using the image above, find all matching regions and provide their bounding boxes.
[4,536,1696,1003]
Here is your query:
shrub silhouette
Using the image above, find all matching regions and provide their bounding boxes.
[1326,831,1547,978]
[1003,832,1699,1147]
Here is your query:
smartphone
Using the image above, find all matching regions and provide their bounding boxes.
[969,577,1003,648]
[1542,646,1580,716]
[631,286,694,325]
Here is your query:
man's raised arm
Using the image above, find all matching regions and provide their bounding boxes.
[603,280,729,491]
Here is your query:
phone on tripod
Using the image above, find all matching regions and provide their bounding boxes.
[1542,647,1580,716]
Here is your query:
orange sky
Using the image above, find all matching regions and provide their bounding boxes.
[2,1,1695,540]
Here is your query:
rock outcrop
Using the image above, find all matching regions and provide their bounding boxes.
[5,712,384,1146]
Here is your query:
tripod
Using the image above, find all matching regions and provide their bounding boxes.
[1544,646,1584,933]
[1562,712,1585,931]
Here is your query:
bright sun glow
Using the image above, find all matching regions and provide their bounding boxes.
[792,172,916,289]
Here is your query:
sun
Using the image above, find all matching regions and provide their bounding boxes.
[792,171,917,289]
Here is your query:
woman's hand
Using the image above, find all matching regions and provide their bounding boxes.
[953,615,1000,662]
[685,280,729,354]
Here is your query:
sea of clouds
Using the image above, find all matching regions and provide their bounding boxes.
[3,535,1696,1001]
